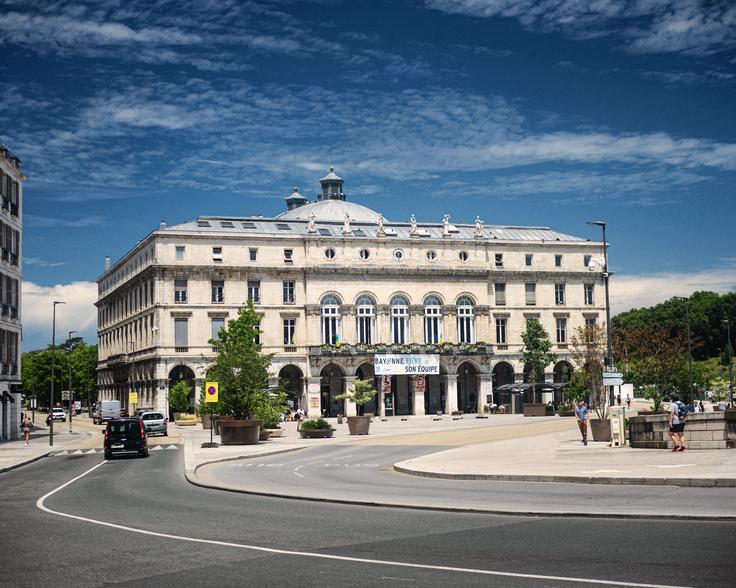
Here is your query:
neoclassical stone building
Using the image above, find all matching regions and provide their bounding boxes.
[96,168,606,416]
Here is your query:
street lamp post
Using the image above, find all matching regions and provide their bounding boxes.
[68,330,77,433]
[49,301,66,446]
[675,297,693,402]
[586,221,614,405]
[724,318,734,398]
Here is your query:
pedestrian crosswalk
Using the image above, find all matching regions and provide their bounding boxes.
[50,445,181,456]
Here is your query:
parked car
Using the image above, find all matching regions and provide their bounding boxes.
[139,411,168,436]
[103,418,149,459]
[134,407,154,418]
[93,400,121,425]
[46,408,67,424]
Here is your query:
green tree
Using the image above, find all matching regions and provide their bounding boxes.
[570,324,607,419]
[336,378,378,416]
[521,319,556,406]
[564,371,589,406]
[168,380,192,413]
[206,301,274,419]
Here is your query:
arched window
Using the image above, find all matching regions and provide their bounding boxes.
[456,296,475,343]
[424,295,443,344]
[390,295,409,344]
[356,295,375,344]
[321,295,341,345]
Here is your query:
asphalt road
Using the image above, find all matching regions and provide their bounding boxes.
[1,449,734,587]
[198,444,736,518]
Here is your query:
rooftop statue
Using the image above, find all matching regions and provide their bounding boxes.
[474,216,483,238]
[410,214,417,236]
[307,212,317,233]
[442,214,450,237]
[342,212,351,234]
[377,213,385,236]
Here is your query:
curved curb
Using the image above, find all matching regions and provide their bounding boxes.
[392,464,736,488]
[185,460,736,522]
[0,431,92,474]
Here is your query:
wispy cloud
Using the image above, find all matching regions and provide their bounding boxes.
[24,214,107,228]
[21,280,98,350]
[425,0,736,56]
[611,266,736,315]
[24,257,68,268]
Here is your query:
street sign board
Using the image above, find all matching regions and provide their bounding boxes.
[205,381,219,403]
[374,354,439,375]
[61,390,70,400]
[128,391,138,404]
[602,375,624,386]
[602,372,623,379]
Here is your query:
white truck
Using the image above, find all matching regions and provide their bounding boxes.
[93,400,121,425]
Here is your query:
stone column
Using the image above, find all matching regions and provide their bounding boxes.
[412,376,426,416]
[479,373,492,414]
[343,376,357,416]
[445,374,458,414]
[306,376,321,418]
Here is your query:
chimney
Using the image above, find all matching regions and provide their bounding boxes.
[160,220,167,230]
[105,256,110,271]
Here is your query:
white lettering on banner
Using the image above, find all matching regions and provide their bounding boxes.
[374,354,439,375]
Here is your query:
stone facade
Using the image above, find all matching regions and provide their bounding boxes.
[96,168,606,418]
[0,144,22,440]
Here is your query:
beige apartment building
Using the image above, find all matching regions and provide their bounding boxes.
[0,144,22,440]
[96,168,606,417]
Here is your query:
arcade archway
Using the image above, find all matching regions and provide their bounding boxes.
[279,365,304,411]
[320,364,344,417]
[457,362,479,413]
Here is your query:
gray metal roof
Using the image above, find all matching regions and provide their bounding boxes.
[164,215,588,243]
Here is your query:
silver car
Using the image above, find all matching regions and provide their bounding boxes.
[139,411,168,436]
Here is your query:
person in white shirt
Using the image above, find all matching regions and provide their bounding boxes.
[668,393,687,452]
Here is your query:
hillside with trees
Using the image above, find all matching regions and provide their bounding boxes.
[612,291,735,402]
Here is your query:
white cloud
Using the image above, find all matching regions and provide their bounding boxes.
[611,267,736,315]
[22,281,98,350]
[425,0,736,56]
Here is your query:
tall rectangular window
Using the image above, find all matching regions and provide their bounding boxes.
[211,317,225,341]
[525,283,536,305]
[211,280,224,304]
[247,280,260,304]
[283,249,293,263]
[584,283,594,305]
[254,321,261,346]
[555,254,563,267]
[283,319,296,345]
[585,316,597,327]
[249,248,257,261]
[584,255,591,268]
[212,247,223,262]
[525,254,533,267]
[175,246,185,260]
[555,283,566,305]
[495,253,504,268]
[174,318,188,349]
[556,318,567,343]
[391,305,408,344]
[495,318,507,344]
[282,281,295,304]
[174,278,187,303]
[424,306,443,344]
[494,283,506,306]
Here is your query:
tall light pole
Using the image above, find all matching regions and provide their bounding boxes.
[586,220,614,405]
[49,300,66,446]
[68,330,77,433]
[675,297,693,402]
[724,318,734,398]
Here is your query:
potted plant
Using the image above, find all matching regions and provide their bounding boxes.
[206,302,273,445]
[336,378,377,435]
[299,417,335,439]
[255,390,287,440]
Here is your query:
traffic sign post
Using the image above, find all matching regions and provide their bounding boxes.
[202,382,219,449]
[602,372,624,386]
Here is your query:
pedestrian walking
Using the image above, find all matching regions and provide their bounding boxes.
[626,396,631,410]
[699,401,705,412]
[616,393,621,406]
[668,393,687,452]
[21,413,32,447]
[575,400,589,446]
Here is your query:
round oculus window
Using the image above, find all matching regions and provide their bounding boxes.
[359,249,370,260]
[459,251,469,262]
[324,248,336,259]
[426,250,437,261]
[393,249,404,261]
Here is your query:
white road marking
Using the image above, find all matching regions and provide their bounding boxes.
[35,462,690,588]
[334,454,353,460]
[652,464,695,469]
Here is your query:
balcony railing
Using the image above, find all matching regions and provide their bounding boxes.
[310,342,492,356]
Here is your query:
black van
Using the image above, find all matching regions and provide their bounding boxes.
[103,418,149,459]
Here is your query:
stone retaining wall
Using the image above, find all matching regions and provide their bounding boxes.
[630,412,735,450]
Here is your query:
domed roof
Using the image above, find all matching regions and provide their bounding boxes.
[276,199,385,223]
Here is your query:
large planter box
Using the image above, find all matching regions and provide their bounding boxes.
[523,404,547,417]
[259,429,271,441]
[346,415,371,435]
[299,428,335,439]
[630,413,731,449]
[590,418,611,442]
[557,410,575,417]
[201,413,218,430]
[266,428,284,438]
[175,417,198,426]
[219,419,262,445]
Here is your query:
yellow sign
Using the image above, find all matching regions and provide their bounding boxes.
[128,391,138,404]
[205,381,219,403]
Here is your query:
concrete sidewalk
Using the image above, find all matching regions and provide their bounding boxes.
[0,422,91,473]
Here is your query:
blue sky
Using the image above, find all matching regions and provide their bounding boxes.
[1,0,734,350]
